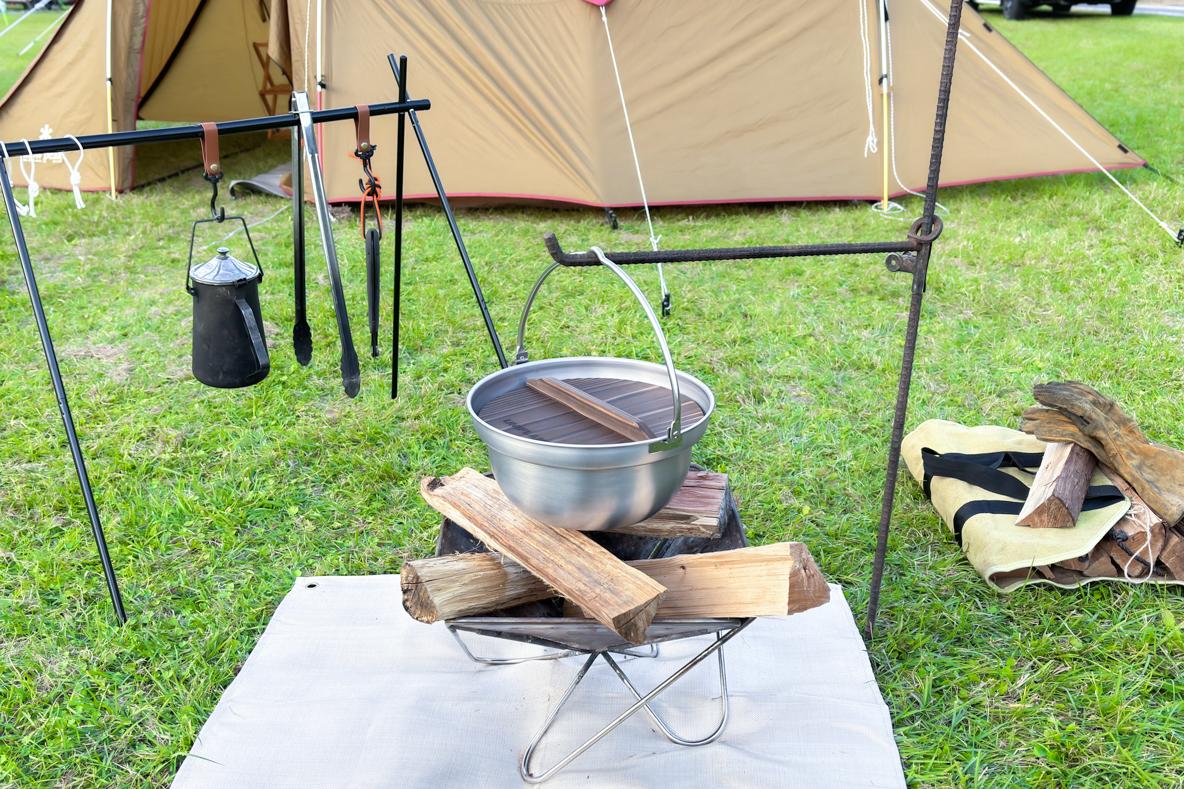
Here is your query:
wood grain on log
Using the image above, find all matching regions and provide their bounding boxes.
[419,468,665,643]
[604,471,728,538]
[1016,443,1095,529]
[402,542,828,623]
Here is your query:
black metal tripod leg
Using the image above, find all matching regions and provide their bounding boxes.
[0,159,127,624]
[386,54,508,370]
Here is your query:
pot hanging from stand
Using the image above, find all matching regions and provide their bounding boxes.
[187,245,270,388]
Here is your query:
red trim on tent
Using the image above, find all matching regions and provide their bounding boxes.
[321,161,1145,207]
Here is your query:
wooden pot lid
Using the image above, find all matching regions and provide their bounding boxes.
[477,376,705,445]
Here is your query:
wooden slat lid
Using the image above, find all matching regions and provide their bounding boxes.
[477,376,705,445]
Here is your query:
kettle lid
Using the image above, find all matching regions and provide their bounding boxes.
[190,247,260,286]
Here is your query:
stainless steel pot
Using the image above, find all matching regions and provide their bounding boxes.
[467,247,714,531]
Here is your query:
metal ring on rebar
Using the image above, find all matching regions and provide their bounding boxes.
[907,215,943,244]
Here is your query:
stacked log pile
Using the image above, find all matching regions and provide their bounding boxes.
[1001,382,1184,584]
[405,467,830,644]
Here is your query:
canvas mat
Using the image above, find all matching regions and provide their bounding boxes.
[172,575,904,788]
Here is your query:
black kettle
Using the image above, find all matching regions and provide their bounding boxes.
[187,245,270,388]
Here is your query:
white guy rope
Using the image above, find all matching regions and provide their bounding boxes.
[599,5,669,309]
[65,135,85,209]
[18,139,38,217]
[303,0,313,93]
[917,0,1178,243]
[17,7,66,55]
[0,0,50,41]
[1,143,29,216]
[858,0,879,157]
[871,10,949,221]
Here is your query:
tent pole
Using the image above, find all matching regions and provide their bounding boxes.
[391,54,407,399]
[291,96,311,366]
[877,0,890,210]
[386,54,508,370]
[864,0,966,640]
[104,0,116,198]
[0,153,127,624]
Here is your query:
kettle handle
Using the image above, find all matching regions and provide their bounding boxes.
[235,296,271,376]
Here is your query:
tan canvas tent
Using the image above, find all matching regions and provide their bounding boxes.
[0,0,273,193]
[0,0,1143,205]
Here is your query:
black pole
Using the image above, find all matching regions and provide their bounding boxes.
[0,98,431,158]
[391,54,408,398]
[0,156,127,624]
[291,98,311,366]
[386,54,508,370]
[864,0,965,639]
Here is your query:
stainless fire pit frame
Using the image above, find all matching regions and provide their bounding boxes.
[438,472,751,783]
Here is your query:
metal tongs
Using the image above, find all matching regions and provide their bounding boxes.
[292,91,361,397]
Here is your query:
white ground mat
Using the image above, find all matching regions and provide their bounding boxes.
[172,575,904,788]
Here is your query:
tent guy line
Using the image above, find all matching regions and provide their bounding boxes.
[916,0,1182,245]
[598,4,670,315]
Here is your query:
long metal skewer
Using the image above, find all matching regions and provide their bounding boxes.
[391,54,408,398]
[0,154,126,624]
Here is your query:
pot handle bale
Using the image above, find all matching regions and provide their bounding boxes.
[513,247,682,447]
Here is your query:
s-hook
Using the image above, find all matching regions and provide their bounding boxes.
[354,104,383,358]
[199,122,225,222]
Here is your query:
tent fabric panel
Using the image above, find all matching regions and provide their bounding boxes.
[0,0,144,192]
[138,0,203,97]
[138,0,270,122]
[588,0,877,204]
[884,0,1142,194]
[314,0,600,205]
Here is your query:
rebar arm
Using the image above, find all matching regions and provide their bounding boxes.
[543,232,918,266]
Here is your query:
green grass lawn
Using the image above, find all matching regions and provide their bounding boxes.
[0,9,64,94]
[2,11,1182,788]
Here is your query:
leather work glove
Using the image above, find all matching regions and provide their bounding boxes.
[1020,382,1184,527]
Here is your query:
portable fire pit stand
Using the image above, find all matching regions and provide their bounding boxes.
[433,476,756,783]
[454,619,752,783]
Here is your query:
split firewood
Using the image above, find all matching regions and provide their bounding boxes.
[604,471,728,538]
[1021,382,1184,527]
[402,542,829,624]
[1055,555,1092,573]
[419,468,665,644]
[1016,443,1095,529]
[1104,466,1168,577]
[1159,530,1184,578]
[1082,550,1121,578]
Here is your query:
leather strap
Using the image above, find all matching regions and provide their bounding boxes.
[354,105,371,155]
[200,122,221,178]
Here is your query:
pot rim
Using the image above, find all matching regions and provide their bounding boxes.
[467,356,715,451]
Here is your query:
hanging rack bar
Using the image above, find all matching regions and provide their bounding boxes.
[0,99,430,158]
[544,232,918,266]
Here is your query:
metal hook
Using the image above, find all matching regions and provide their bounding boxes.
[204,172,225,222]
